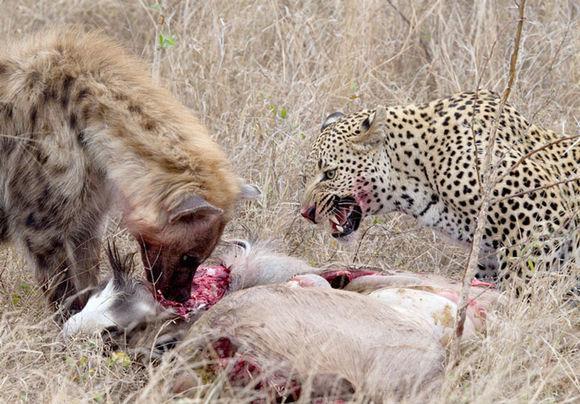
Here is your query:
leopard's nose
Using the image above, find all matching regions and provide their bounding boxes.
[301,205,317,224]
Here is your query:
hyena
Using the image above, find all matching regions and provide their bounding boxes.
[0,28,257,311]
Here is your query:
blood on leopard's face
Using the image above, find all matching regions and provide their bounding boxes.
[300,156,367,239]
[301,170,378,240]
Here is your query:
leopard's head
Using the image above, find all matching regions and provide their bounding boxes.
[301,107,391,239]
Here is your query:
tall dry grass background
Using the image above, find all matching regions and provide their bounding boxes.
[0,0,578,402]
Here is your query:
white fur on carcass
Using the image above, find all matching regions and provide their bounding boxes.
[287,274,331,288]
[62,277,159,338]
[61,280,119,337]
[223,240,321,291]
[345,273,503,335]
[224,241,495,345]
[367,288,475,346]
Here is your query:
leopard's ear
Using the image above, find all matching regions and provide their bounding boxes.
[352,107,386,145]
[321,112,344,132]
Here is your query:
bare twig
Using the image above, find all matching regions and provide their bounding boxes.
[352,223,381,264]
[139,0,165,85]
[386,0,433,63]
[501,135,580,181]
[448,0,527,367]
[466,22,513,192]
[529,22,573,122]
[469,31,505,191]
[386,0,437,93]
[495,176,580,203]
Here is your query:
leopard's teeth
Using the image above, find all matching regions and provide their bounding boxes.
[330,216,340,225]
[335,225,344,232]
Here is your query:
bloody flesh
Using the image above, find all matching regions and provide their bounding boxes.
[156,266,380,318]
[156,265,231,318]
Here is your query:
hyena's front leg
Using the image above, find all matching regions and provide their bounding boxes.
[66,226,102,304]
[23,235,76,308]
[22,231,99,315]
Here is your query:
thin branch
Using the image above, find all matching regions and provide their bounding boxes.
[494,176,580,203]
[386,0,433,63]
[352,224,381,264]
[504,135,579,178]
[386,0,438,93]
[470,33,503,191]
[448,0,527,367]
[467,23,512,193]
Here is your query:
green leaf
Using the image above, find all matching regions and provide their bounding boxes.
[148,3,162,10]
[107,351,132,368]
[11,293,21,306]
[158,34,176,49]
[279,107,287,119]
[78,355,89,368]
[527,259,536,272]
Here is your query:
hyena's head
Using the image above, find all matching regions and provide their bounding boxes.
[133,184,261,302]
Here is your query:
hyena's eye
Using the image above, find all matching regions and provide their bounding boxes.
[324,168,337,180]
[181,254,199,268]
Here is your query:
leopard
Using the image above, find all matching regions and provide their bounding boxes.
[301,90,579,290]
[0,28,258,313]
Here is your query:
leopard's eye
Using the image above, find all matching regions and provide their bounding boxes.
[324,169,337,180]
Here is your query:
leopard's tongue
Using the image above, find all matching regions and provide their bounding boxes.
[156,264,231,319]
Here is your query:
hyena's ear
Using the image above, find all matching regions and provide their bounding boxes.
[321,112,344,132]
[169,195,223,224]
[352,107,387,145]
[239,182,261,200]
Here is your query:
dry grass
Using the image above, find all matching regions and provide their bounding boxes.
[0,0,578,402]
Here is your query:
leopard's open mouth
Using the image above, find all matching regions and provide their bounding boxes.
[328,196,363,238]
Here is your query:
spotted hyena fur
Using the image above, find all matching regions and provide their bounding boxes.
[0,28,245,312]
[302,90,579,288]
